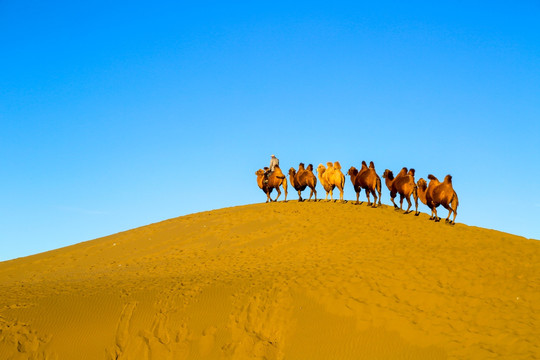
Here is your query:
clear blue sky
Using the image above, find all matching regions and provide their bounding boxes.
[1,1,539,261]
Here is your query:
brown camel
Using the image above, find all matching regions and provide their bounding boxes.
[418,174,459,224]
[289,163,317,201]
[382,167,419,214]
[347,161,382,207]
[317,162,345,201]
[255,165,288,203]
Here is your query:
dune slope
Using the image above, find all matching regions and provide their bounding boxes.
[0,201,539,359]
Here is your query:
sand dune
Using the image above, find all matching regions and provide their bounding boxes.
[1,201,539,359]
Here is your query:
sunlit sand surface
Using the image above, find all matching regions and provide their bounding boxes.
[1,201,538,359]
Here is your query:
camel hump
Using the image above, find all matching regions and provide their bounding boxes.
[307,164,313,171]
[334,161,341,170]
[299,162,305,169]
[408,168,415,176]
[444,175,453,184]
[369,161,375,169]
[361,160,367,167]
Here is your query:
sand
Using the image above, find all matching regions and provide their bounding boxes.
[0,201,539,359]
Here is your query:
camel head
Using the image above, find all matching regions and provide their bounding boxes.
[288,167,296,176]
[417,178,428,191]
[382,169,393,180]
[255,169,265,176]
[347,167,358,176]
[317,164,326,175]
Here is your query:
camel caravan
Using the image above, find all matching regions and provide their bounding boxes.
[255,155,459,225]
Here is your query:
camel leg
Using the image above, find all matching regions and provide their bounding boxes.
[451,200,458,224]
[265,188,272,203]
[433,207,440,222]
[365,189,371,206]
[413,189,419,216]
[371,190,378,208]
[355,191,360,205]
[274,187,281,202]
[399,194,404,210]
[404,196,412,214]
[313,188,317,201]
[450,194,458,224]
[442,203,453,224]
[390,196,397,209]
[298,190,303,202]
[390,191,398,209]
[377,178,382,206]
[428,206,435,220]
[339,187,344,202]
[330,189,334,202]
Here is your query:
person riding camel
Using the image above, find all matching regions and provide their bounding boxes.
[264,154,279,184]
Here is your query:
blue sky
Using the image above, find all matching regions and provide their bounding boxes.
[1,1,539,261]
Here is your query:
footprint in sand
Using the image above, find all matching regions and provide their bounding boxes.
[0,316,56,359]
[199,326,217,356]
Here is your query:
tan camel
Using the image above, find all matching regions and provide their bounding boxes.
[382,167,418,214]
[317,162,345,201]
[347,161,382,207]
[418,174,459,224]
[289,163,317,201]
[255,166,288,203]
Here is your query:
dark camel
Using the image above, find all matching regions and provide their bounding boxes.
[289,163,317,201]
[418,174,459,224]
[347,161,382,207]
[382,167,419,214]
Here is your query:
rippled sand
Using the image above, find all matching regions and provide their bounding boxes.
[1,201,538,359]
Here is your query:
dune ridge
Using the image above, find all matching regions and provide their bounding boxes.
[1,201,539,359]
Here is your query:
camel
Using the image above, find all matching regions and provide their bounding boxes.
[416,178,430,210]
[417,174,459,224]
[317,162,345,201]
[382,167,419,214]
[288,163,317,201]
[255,165,288,203]
[347,161,382,207]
